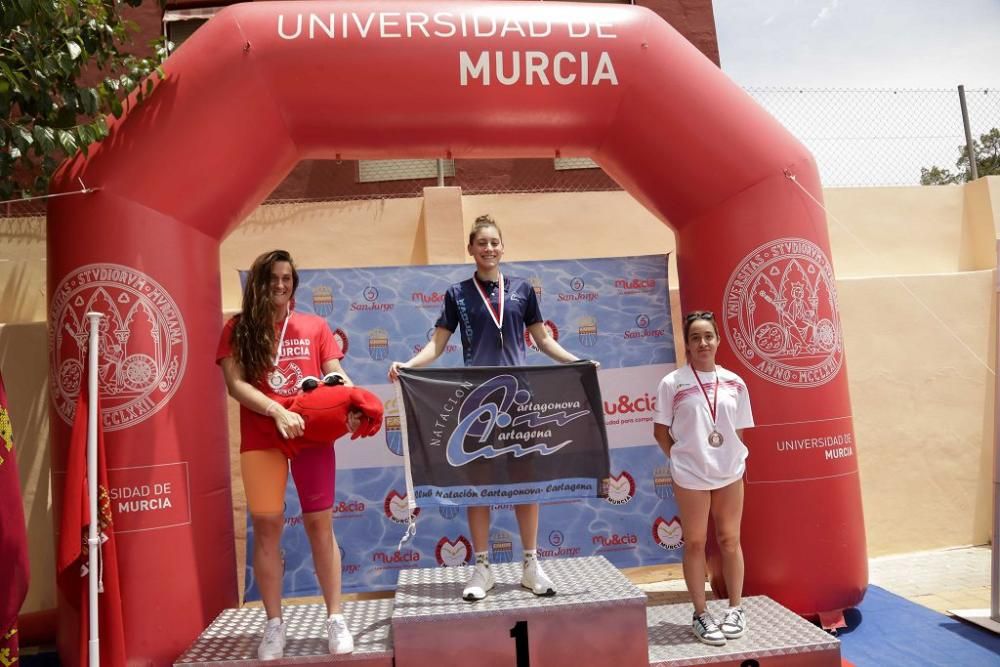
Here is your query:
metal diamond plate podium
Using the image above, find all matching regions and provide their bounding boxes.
[647,596,840,666]
[392,556,649,667]
[174,598,394,666]
[174,556,842,667]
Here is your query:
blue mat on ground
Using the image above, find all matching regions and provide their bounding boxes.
[838,585,1000,666]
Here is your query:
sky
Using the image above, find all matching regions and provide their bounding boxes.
[713,0,1000,89]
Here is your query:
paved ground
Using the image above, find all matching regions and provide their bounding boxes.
[631,544,996,617]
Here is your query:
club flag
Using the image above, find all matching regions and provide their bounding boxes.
[57,378,126,667]
[396,361,610,508]
[0,372,29,664]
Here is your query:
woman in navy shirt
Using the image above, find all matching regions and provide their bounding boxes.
[389,215,581,601]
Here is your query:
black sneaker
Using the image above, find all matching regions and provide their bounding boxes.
[692,611,726,646]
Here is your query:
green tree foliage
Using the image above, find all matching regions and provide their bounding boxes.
[921,128,1000,185]
[0,0,166,199]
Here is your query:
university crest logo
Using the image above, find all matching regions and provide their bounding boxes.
[724,238,843,388]
[49,264,186,431]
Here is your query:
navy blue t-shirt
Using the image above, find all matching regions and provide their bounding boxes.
[435,275,543,366]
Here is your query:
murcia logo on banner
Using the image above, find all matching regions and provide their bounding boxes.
[603,471,636,505]
[525,319,559,352]
[49,263,187,431]
[652,516,684,550]
[435,535,472,567]
[333,327,350,356]
[383,489,419,524]
[724,238,843,388]
[443,374,590,466]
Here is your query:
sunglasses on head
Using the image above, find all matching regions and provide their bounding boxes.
[299,372,346,391]
[685,311,715,321]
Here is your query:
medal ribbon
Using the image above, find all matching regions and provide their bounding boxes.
[271,309,291,372]
[693,366,719,428]
[472,272,504,339]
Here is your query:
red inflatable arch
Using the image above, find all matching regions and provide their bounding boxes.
[47,2,866,663]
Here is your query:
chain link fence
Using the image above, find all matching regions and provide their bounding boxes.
[3,88,998,219]
[746,87,999,188]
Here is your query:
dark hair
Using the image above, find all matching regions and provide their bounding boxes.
[468,214,503,245]
[233,250,299,385]
[682,310,718,341]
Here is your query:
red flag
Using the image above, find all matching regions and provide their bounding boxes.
[0,372,29,664]
[57,377,126,667]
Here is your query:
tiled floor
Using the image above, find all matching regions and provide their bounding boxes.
[868,544,994,614]
[632,544,997,617]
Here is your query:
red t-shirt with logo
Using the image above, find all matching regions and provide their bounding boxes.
[216,312,343,453]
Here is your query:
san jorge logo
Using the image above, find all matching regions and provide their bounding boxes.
[557,277,598,302]
[435,535,473,567]
[49,263,186,431]
[724,237,843,388]
[352,285,393,313]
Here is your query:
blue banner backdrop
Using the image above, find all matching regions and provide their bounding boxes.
[243,254,680,599]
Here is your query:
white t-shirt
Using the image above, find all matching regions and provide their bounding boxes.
[653,365,754,490]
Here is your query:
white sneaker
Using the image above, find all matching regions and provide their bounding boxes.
[720,606,747,639]
[257,617,286,660]
[521,560,556,596]
[325,613,354,655]
[692,611,726,647]
[462,564,496,601]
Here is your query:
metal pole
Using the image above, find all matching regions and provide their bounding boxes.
[992,239,1000,622]
[86,312,103,667]
[436,159,445,187]
[958,85,979,181]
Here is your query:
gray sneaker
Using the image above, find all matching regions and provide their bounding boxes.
[257,618,286,660]
[462,563,496,601]
[720,606,747,639]
[692,611,726,646]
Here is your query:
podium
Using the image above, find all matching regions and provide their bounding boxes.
[175,556,841,666]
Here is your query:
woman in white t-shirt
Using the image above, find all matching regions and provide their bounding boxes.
[653,310,754,647]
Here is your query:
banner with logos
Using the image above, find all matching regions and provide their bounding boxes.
[243,254,680,599]
[396,363,610,508]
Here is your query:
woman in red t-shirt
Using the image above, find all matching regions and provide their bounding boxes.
[217,250,355,660]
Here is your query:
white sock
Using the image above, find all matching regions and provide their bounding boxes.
[523,549,537,567]
[475,551,490,567]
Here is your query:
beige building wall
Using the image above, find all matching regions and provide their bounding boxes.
[2,177,997,612]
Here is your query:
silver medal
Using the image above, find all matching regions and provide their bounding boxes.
[268,370,284,390]
[708,430,724,448]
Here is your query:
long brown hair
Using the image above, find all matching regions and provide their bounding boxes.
[233,250,299,384]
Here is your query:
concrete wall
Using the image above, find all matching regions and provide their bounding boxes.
[2,177,997,612]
